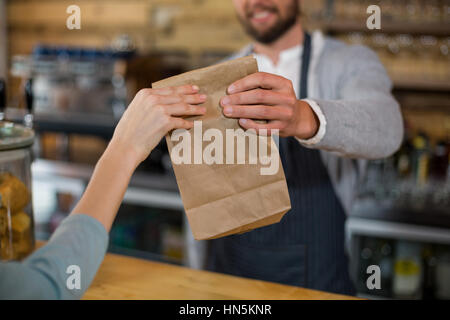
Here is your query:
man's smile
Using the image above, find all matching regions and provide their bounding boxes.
[247,6,278,27]
[250,9,276,24]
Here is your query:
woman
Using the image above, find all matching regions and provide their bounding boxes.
[0,85,207,299]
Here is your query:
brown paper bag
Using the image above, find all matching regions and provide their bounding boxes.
[152,56,291,240]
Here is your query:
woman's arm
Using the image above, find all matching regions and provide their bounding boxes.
[0,85,206,299]
[72,85,206,231]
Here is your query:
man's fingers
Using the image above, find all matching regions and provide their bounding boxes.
[222,105,292,120]
[164,103,207,117]
[221,89,294,106]
[238,118,283,135]
[227,72,289,94]
[152,85,199,96]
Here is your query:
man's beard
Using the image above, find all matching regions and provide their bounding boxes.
[238,2,299,44]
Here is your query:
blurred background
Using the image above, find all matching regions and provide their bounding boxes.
[0,0,449,299]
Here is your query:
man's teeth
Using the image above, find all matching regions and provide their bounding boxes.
[253,11,271,19]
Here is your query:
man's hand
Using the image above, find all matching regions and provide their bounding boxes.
[220,72,319,139]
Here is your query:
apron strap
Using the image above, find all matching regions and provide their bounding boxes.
[299,32,312,99]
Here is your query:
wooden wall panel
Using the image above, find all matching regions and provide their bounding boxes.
[4,0,249,104]
[8,0,152,28]
[6,0,249,56]
[4,0,319,101]
[9,29,155,55]
[0,0,7,79]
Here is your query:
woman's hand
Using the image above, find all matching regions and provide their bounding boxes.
[109,85,207,167]
[72,85,206,231]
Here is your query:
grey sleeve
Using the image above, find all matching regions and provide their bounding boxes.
[0,214,108,300]
[312,45,404,159]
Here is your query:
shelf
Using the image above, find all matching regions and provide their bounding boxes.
[32,158,179,193]
[350,203,450,230]
[347,217,450,245]
[393,78,450,92]
[5,108,119,138]
[319,19,450,36]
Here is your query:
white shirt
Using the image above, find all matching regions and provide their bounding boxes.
[252,31,327,145]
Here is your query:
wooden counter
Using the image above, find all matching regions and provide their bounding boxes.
[36,241,357,299]
[85,252,358,300]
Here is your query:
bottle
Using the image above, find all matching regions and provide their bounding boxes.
[429,141,449,182]
[411,133,430,187]
[422,245,437,300]
[393,241,423,299]
[378,240,394,297]
[435,247,450,299]
[0,79,6,121]
[358,237,393,297]
[394,138,413,178]
[32,45,57,112]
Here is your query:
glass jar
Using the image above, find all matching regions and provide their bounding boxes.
[0,121,35,261]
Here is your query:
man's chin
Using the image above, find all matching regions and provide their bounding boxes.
[243,16,299,44]
[250,20,278,33]
[247,25,282,43]
[252,31,284,44]
[254,30,275,40]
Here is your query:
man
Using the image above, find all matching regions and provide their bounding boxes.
[194,0,403,295]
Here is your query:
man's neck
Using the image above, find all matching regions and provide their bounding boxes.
[253,20,304,66]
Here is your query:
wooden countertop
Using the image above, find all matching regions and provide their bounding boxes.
[37,242,357,300]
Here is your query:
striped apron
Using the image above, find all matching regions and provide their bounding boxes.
[206,33,355,295]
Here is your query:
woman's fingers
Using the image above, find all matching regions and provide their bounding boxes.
[151,85,200,96]
[154,93,207,105]
[168,117,195,130]
[183,93,207,105]
[163,103,207,117]
[138,85,206,105]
